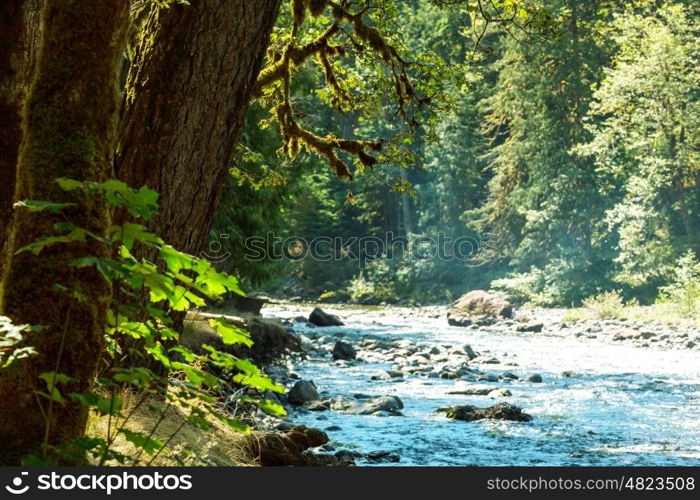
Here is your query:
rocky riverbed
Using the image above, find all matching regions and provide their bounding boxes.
[251,303,700,466]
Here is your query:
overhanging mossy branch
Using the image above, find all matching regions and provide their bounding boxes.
[254,0,429,181]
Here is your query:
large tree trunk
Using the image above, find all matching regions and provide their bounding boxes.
[0,0,129,465]
[0,0,42,279]
[116,0,281,257]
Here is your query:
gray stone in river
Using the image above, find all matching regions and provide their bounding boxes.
[365,450,400,463]
[488,388,512,398]
[304,399,330,411]
[525,374,543,383]
[335,449,356,461]
[447,384,496,396]
[371,369,404,380]
[287,380,320,405]
[332,340,357,360]
[336,395,404,415]
[517,322,544,333]
[309,307,344,327]
[462,344,478,359]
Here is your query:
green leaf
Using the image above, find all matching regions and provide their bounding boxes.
[0,317,36,368]
[98,181,159,220]
[38,372,76,404]
[14,200,75,213]
[209,318,253,346]
[160,245,196,273]
[120,429,165,456]
[69,392,123,416]
[108,223,163,250]
[254,398,286,417]
[55,178,85,191]
[211,413,250,434]
[16,228,87,255]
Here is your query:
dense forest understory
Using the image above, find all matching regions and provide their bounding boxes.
[0,0,698,467]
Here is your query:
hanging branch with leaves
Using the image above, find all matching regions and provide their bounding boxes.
[253,0,438,181]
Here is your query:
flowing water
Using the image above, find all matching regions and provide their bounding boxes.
[266,304,700,466]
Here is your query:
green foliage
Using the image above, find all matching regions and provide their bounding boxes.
[8,178,283,465]
[218,0,698,309]
[578,2,700,289]
[582,290,626,319]
[657,250,700,317]
[0,317,36,368]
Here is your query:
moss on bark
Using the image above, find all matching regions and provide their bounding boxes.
[0,0,128,465]
[0,0,42,280]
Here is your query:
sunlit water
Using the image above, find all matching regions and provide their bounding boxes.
[266,305,700,466]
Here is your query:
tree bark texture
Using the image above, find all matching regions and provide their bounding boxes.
[0,0,42,279]
[117,0,282,257]
[0,0,129,465]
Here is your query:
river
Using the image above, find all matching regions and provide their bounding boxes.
[265,304,700,466]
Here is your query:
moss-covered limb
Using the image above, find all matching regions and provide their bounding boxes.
[0,0,129,465]
[0,0,42,281]
[254,21,340,96]
[274,98,381,180]
[256,0,431,180]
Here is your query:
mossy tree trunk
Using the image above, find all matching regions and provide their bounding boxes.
[117,0,281,257]
[0,0,42,279]
[0,0,129,465]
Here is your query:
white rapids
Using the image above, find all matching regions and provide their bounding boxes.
[265,304,700,466]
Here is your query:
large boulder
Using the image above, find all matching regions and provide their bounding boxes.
[309,308,344,327]
[287,380,320,405]
[332,340,357,360]
[437,402,532,422]
[447,290,514,326]
[181,313,301,365]
[219,294,269,315]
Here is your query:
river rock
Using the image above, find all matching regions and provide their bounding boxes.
[462,344,478,359]
[447,290,514,327]
[244,426,334,466]
[366,450,401,463]
[437,402,532,422]
[525,374,543,383]
[335,449,358,462]
[517,322,544,333]
[339,395,404,415]
[488,388,512,398]
[371,371,391,381]
[304,400,330,411]
[447,384,496,396]
[309,308,344,327]
[332,340,357,360]
[371,369,404,381]
[287,380,320,405]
